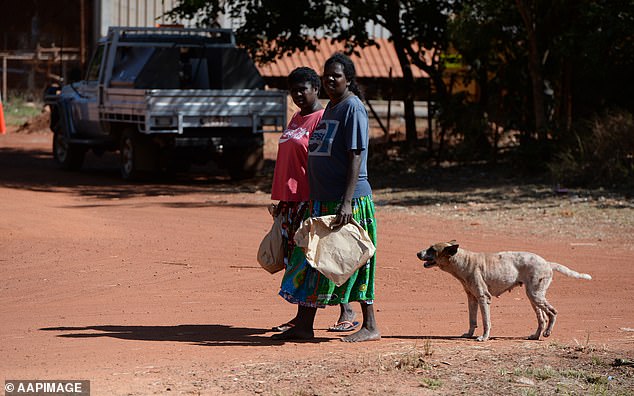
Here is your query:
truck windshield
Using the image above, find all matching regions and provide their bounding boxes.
[86,45,105,81]
[109,44,265,90]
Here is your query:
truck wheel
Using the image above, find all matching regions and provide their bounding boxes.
[224,145,264,180]
[120,129,158,180]
[53,130,85,170]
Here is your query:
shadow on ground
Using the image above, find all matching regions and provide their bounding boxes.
[40,324,331,346]
[0,145,275,202]
[2,136,631,209]
[368,149,634,209]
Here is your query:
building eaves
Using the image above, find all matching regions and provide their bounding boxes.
[257,38,430,79]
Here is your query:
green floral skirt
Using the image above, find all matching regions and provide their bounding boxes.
[278,195,377,307]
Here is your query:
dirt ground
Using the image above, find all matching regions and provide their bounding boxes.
[1,122,633,395]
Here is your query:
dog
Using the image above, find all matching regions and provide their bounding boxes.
[417,241,592,341]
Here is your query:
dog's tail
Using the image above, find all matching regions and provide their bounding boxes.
[550,262,592,280]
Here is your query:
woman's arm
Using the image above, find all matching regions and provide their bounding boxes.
[330,149,362,229]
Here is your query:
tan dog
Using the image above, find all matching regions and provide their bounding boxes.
[417,241,592,341]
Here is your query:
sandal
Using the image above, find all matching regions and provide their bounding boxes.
[327,320,360,332]
[271,322,295,332]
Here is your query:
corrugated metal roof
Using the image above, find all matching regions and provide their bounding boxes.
[257,38,430,79]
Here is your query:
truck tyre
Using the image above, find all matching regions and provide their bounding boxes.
[223,136,264,180]
[53,129,86,170]
[120,129,158,180]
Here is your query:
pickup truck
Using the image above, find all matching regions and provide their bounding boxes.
[45,26,286,180]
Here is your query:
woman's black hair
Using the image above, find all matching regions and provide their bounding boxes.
[324,52,363,98]
[287,66,321,91]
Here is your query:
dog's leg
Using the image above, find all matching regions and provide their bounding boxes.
[526,280,558,339]
[541,299,557,337]
[475,279,492,341]
[527,298,546,340]
[462,292,478,338]
[537,276,557,337]
[477,296,491,341]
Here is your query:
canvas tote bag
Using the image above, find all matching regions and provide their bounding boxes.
[294,215,376,286]
[256,214,285,274]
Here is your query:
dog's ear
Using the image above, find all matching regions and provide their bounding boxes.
[443,244,459,256]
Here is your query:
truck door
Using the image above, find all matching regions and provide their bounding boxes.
[72,44,104,136]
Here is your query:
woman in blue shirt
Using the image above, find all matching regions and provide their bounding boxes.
[274,53,380,343]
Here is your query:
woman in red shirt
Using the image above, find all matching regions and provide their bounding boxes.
[271,67,357,333]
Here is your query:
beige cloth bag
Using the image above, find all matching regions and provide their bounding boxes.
[294,215,376,286]
[256,214,285,274]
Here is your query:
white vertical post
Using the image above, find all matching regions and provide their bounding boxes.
[2,55,7,102]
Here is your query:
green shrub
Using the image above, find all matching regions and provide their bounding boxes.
[549,108,634,188]
[3,94,44,127]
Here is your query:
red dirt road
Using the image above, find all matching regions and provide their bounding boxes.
[1,130,633,395]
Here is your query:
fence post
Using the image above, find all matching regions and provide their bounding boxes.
[2,55,6,103]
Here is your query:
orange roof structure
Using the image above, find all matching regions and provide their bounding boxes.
[257,38,430,79]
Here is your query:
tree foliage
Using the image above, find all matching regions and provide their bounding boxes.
[167,0,458,144]
[167,1,634,184]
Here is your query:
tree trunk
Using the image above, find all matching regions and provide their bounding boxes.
[563,59,573,133]
[515,0,548,140]
[403,45,449,158]
[386,0,418,145]
[392,39,418,144]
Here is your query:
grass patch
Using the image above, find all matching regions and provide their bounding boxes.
[561,370,609,387]
[3,96,44,127]
[498,367,511,376]
[381,343,434,372]
[392,350,429,371]
[419,377,442,390]
[513,365,617,395]
[573,332,598,353]
[547,334,606,355]
[422,338,434,358]
[514,365,557,380]
[591,355,607,367]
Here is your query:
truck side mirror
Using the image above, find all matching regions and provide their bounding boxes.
[68,67,82,83]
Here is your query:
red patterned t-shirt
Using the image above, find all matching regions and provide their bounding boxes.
[271,109,324,201]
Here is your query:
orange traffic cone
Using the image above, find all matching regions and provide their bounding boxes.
[0,92,6,134]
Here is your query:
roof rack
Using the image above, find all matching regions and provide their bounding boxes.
[106,26,236,46]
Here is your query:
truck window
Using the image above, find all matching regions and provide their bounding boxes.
[134,48,181,89]
[220,48,265,90]
[111,46,154,87]
[135,47,211,89]
[86,45,105,81]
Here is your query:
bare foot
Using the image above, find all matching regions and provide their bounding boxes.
[341,327,380,343]
[271,327,314,340]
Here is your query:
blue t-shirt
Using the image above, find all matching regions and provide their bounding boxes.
[308,95,372,201]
